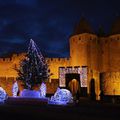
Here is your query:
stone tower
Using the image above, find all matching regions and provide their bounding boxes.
[69,18,100,100]
[100,17,120,97]
[70,18,98,69]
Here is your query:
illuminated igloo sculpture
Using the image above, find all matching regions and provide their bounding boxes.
[0,87,7,102]
[49,88,73,105]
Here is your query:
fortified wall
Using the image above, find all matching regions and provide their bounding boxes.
[0,54,70,95]
[0,18,120,101]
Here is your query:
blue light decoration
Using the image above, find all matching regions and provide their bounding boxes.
[0,87,7,103]
[49,88,73,105]
[39,82,46,98]
[20,83,47,98]
[12,81,19,97]
[20,89,40,98]
[20,82,47,98]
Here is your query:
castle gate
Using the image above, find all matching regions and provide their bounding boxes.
[59,66,88,97]
[66,73,80,96]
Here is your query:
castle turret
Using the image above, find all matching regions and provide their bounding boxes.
[100,18,120,72]
[109,18,120,72]
[70,18,98,70]
[70,18,101,100]
[110,16,120,35]
[101,18,120,97]
[73,17,94,35]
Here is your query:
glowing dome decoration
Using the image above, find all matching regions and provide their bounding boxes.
[49,88,73,105]
[20,89,40,98]
[12,81,19,97]
[39,82,46,98]
[56,87,60,92]
[0,87,7,102]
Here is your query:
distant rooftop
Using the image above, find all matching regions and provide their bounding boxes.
[72,17,120,36]
[72,17,94,35]
[110,16,120,35]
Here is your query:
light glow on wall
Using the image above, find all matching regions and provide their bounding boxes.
[80,67,87,87]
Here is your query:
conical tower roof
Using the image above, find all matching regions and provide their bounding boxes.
[73,17,94,35]
[110,17,120,35]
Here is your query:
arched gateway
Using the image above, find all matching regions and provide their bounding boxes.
[68,79,79,96]
[59,66,87,97]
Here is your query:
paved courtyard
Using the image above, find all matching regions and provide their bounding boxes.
[0,98,120,120]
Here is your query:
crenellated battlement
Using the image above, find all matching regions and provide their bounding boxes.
[0,58,12,62]
[0,54,70,64]
[46,57,69,63]
[0,53,26,63]
[70,33,97,44]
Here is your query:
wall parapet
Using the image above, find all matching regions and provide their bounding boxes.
[46,57,69,63]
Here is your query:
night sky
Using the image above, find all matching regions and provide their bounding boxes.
[0,0,120,58]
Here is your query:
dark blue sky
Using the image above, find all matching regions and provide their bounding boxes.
[0,0,120,57]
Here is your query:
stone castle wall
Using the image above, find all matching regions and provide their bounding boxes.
[0,54,69,95]
[101,72,120,95]
[69,33,99,70]
[100,34,120,72]
[0,33,119,99]
[0,53,25,77]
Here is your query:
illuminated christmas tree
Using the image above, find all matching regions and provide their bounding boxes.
[16,39,50,90]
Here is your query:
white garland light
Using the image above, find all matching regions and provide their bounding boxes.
[12,81,19,97]
[39,82,46,97]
